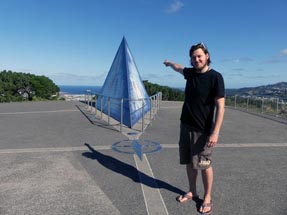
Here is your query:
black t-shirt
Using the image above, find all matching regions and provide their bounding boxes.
[181,68,225,133]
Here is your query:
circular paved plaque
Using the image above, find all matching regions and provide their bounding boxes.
[112,139,162,155]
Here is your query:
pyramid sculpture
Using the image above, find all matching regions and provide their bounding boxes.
[97,37,151,128]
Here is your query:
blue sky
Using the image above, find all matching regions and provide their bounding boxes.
[0,0,286,89]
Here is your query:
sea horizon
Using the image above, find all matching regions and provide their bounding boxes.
[59,84,240,95]
[59,85,102,95]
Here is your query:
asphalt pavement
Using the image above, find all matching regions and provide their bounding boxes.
[0,101,287,215]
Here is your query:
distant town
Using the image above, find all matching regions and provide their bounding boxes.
[226,82,287,100]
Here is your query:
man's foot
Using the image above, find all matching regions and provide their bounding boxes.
[176,192,199,203]
[199,200,213,214]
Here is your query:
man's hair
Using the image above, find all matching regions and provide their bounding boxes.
[189,43,211,65]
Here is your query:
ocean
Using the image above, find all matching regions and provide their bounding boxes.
[59,85,102,94]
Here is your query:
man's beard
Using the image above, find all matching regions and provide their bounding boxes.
[194,61,208,72]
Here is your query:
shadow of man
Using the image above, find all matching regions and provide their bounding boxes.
[83,143,185,195]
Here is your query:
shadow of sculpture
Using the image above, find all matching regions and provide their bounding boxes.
[75,105,119,131]
[83,143,185,195]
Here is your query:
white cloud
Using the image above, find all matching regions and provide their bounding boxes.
[232,68,245,71]
[262,49,287,64]
[256,68,264,71]
[165,0,184,14]
[222,57,253,63]
[234,57,253,63]
[226,72,244,77]
[280,48,287,56]
[50,72,106,85]
[263,58,287,64]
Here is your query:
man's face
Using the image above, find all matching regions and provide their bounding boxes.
[190,48,209,71]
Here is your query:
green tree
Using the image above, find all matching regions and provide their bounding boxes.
[143,80,184,101]
[0,70,59,102]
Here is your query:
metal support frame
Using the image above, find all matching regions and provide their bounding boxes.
[84,91,162,133]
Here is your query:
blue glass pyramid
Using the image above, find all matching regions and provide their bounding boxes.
[97,37,151,128]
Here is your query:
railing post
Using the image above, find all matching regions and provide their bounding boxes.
[142,99,144,132]
[108,97,110,125]
[100,96,103,119]
[120,98,123,133]
[149,98,152,122]
[261,97,264,113]
[234,95,237,109]
[90,93,93,113]
[91,93,93,111]
[89,93,91,112]
[94,95,97,115]
[276,98,279,117]
[160,92,162,109]
[153,95,156,115]
[157,93,160,110]
[86,90,91,110]
[88,92,90,108]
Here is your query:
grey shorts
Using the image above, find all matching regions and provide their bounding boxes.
[179,123,213,169]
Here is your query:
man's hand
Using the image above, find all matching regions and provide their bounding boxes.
[163,60,184,74]
[163,60,171,67]
[208,133,219,147]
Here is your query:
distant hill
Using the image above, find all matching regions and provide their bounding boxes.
[226,82,287,99]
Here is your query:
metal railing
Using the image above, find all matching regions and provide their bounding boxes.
[226,95,287,119]
[84,90,162,132]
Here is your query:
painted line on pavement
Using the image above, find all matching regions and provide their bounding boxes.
[162,143,287,148]
[0,145,111,154]
[216,143,287,147]
[134,154,169,215]
[1,143,287,154]
[0,109,78,115]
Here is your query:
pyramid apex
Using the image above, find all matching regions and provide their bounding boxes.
[121,36,128,45]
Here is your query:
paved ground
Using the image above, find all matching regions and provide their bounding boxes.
[0,101,287,215]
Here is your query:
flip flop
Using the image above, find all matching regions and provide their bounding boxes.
[176,193,199,203]
[200,200,213,214]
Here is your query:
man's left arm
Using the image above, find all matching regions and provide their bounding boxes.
[208,97,225,147]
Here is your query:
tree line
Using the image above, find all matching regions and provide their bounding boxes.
[0,70,59,102]
[0,71,184,103]
[143,80,184,101]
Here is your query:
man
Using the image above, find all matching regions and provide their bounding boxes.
[163,42,225,214]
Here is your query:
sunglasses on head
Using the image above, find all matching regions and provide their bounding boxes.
[191,42,207,50]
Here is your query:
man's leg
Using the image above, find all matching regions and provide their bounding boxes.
[177,163,198,202]
[186,163,198,196]
[200,166,213,213]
